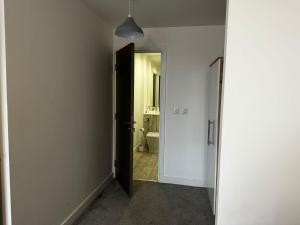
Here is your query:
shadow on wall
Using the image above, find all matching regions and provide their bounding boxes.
[136,36,161,52]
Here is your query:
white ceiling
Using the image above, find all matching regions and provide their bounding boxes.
[84,0,227,28]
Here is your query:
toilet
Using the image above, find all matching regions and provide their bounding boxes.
[146,132,159,153]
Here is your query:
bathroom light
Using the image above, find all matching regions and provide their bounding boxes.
[115,0,144,39]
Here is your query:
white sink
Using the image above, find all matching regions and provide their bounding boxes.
[144,111,160,116]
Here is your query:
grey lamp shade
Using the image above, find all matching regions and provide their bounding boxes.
[115,16,144,39]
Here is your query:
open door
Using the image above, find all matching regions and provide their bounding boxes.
[115,43,134,196]
[207,57,223,214]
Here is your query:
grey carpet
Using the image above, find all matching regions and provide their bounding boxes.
[73,180,214,225]
[73,181,130,225]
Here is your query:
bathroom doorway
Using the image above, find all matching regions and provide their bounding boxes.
[133,52,161,182]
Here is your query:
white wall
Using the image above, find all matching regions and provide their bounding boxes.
[134,54,146,149]
[0,0,12,224]
[4,0,113,225]
[217,0,300,224]
[114,26,225,186]
[133,54,145,149]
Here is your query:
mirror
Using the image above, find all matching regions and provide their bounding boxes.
[152,73,160,108]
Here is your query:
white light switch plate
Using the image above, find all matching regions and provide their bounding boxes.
[182,108,188,114]
[173,107,180,114]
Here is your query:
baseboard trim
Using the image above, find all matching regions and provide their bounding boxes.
[60,173,113,225]
[159,175,207,188]
[207,188,215,214]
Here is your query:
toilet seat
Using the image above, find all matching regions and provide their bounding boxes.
[146,132,159,153]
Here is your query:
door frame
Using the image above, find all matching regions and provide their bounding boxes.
[0,0,12,224]
[112,46,167,183]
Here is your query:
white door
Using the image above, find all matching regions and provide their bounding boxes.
[207,58,223,214]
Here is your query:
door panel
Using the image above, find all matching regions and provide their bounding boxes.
[207,58,223,214]
[115,43,134,196]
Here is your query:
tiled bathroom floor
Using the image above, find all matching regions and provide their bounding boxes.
[133,151,158,181]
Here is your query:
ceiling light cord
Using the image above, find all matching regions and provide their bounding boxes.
[128,0,131,17]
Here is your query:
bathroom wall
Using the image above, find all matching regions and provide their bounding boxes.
[134,53,160,149]
[134,54,146,149]
[114,26,225,187]
[4,0,113,225]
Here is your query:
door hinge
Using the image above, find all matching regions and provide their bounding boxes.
[114,160,117,168]
[114,113,118,120]
[114,64,117,71]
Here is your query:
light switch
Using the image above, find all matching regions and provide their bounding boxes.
[182,108,188,114]
[173,107,180,114]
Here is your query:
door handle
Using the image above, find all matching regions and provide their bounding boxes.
[121,121,136,126]
[208,120,215,145]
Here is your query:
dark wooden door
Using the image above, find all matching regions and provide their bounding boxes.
[115,43,134,196]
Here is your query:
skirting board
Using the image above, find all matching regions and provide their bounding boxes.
[207,188,215,214]
[159,175,207,188]
[60,173,113,225]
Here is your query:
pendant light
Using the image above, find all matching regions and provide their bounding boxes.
[115,0,144,39]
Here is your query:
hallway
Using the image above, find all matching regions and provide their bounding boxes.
[74,180,214,225]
